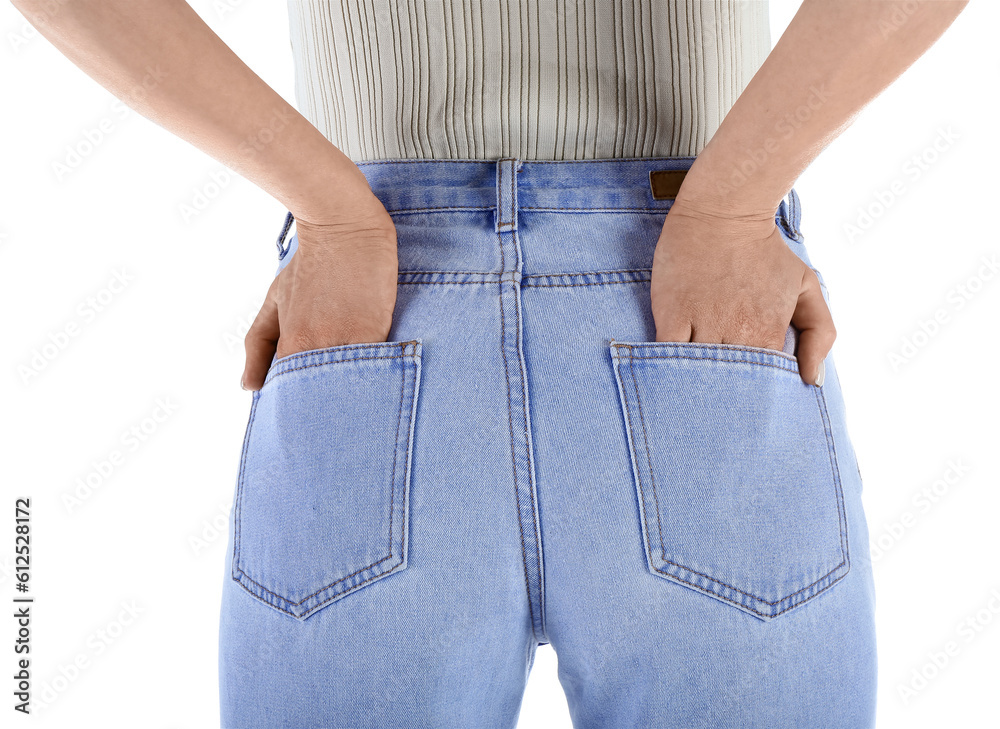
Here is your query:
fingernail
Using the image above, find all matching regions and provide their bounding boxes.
[814,360,826,388]
[240,376,248,391]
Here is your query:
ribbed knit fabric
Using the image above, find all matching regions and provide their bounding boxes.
[286,0,771,161]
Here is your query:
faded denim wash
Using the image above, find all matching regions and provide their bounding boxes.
[219,156,877,728]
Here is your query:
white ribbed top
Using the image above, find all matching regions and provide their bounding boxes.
[286,1,771,161]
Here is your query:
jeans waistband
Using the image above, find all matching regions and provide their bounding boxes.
[274,156,803,258]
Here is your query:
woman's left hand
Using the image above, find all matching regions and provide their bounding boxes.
[649,200,835,387]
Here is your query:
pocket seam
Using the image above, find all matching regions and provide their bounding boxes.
[265,340,421,384]
[231,342,420,620]
[624,352,799,375]
[613,342,851,619]
[265,352,414,387]
[614,340,798,368]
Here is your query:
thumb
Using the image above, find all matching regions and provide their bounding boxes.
[242,279,280,391]
[790,270,837,387]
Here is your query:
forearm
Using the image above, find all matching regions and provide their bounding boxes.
[676,0,969,219]
[11,0,372,224]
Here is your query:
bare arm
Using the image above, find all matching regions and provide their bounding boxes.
[680,0,969,215]
[11,0,371,221]
[11,0,399,390]
[656,0,969,384]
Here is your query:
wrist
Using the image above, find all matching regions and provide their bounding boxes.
[291,164,396,250]
[268,129,386,227]
[667,188,777,235]
[290,163,385,226]
[675,139,794,221]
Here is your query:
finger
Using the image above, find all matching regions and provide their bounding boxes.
[242,282,281,391]
[691,320,726,346]
[790,272,837,386]
[722,321,789,353]
[653,307,694,343]
[714,313,787,351]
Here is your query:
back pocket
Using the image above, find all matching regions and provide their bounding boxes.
[232,340,422,620]
[610,340,849,621]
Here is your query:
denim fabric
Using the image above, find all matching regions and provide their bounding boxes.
[219,156,877,728]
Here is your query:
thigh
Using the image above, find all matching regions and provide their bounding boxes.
[523,230,877,729]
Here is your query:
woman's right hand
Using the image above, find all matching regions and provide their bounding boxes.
[240,197,400,391]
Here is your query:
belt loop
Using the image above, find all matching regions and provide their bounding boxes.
[783,188,804,241]
[495,158,521,233]
[276,210,295,259]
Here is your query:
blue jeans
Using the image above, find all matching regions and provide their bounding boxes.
[219,156,877,728]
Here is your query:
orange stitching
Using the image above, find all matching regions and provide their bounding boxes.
[236,551,396,608]
[397,280,493,285]
[231,392,259,581]
[817,386,851,564]
[622,345,667,563]
[613,340,798,359]
[235,559,408,620]
[527,268,653,277]
[268,339,420,369]
[650,563,850,619]
[614,353,798,375]
[264,353,413,386]
[384,341,408,568]
[512,219,545,638]
[390,205,492,213]
[524,279,650,289]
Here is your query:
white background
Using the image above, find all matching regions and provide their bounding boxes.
[1,1,995,727]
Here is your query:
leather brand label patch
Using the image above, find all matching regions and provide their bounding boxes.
[649,169,687,200]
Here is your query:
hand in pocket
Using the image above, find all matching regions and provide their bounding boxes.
[650,199,834,386]
[242,200,400,391]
